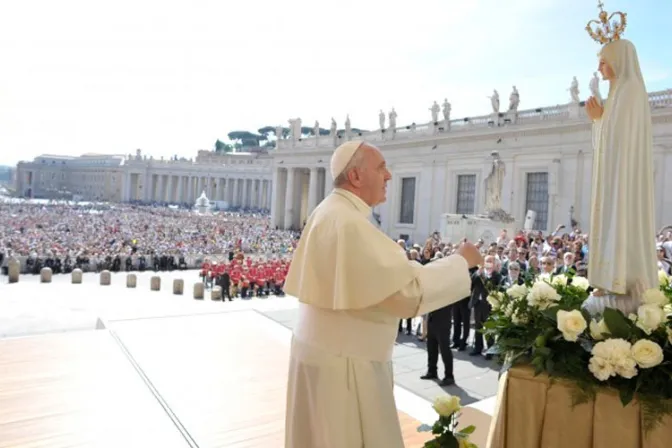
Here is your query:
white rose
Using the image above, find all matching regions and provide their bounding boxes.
[511,309,529,325]
[507,284,528,299]
[557,309,587,342]
[588,355,615,381]
[487,292,503,310]
[664,304,672,316]
[659,269,670,287]
[552,275,568,287]
[527,281,561,310]
[589,319,610,340]
[636,304,666,335]
[667,327,672,345]
[504,302,515,318]
[571,276,590,291]
[642,288,668,307]
[538,273,551,282]
[432,394,461,417]
[631,339,664,369]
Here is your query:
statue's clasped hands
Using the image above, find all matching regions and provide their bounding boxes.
[585,96,604,120]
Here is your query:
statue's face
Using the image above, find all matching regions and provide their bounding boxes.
[598,57,615,80]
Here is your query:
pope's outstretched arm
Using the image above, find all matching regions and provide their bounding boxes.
[377,254,473,318]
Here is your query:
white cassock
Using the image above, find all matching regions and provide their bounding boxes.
[588,39,658,300]
[283,188,471,448]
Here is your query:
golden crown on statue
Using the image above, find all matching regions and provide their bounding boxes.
[585,1,627,44]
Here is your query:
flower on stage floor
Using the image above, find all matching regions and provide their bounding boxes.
[433,395,461,417]
[482,272,672,433]
[418,394,477,448]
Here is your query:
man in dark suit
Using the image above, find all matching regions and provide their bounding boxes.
[451,266,477,351]
[420,303,455,386]
[469,255,502,359]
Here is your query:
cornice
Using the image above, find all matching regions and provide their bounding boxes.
[271,109,672,158]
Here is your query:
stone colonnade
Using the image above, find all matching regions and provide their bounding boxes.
[271,167,331,230]
[123,172,272,209]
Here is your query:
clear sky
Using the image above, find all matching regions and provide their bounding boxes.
[0,0,670,166]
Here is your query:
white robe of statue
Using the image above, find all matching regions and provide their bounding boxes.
[284,188,471,448]
[586,39,658,313]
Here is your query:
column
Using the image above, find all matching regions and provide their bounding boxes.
[256,180,263,209]
[323,167,333,200]
[241,179,248,208]
[232,178,238,207]
[176,176,183,203]
[267,179,272,210]
[208,177,215,198]
[307,167,319,215]
[217,178,225,201]
[156,175,164,202]
[284,168,296,229]
[144,172,152,202]
[166,175,174,203]
[227,178,234,205]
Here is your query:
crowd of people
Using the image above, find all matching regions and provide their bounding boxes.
[199,256,290,299]
[400,226,672,386]
[4,199,672,356]
[0,201,298,275]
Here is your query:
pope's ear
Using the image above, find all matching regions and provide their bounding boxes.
[347,167,363,186]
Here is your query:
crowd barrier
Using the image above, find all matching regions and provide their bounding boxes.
[3,252,286,275]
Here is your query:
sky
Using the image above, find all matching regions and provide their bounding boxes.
[0,0,670,166]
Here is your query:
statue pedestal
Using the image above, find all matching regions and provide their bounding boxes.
[569,101,581,120]
[487,366,672,447]
[440,213,519,246]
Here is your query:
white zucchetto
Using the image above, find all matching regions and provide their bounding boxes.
[330,140,364,180]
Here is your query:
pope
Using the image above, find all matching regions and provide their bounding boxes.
[283,140,483,447]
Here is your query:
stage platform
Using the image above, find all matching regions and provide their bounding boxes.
[0,310,437,447]
[0,272,494,447]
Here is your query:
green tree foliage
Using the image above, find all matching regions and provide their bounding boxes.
[214,139,233,153]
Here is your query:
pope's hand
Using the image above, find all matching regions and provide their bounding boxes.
[457,243,483,268]
[585,96,604,121]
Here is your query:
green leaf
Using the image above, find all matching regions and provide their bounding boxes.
[603,308,632,339]
[534,346,551,357]
[458,425,476,435]
[417,423,433,433]
[443,434,459,448]
[619,387,634,407]
[579,338,594,353]
[541,306,561,322]
[580,309,593,325]
[545,358,555,374]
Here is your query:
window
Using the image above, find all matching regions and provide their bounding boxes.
[525,172,549,230]
[399,177,416,224]
[455,174,476,215]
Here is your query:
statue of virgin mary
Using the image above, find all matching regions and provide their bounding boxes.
[583,38,658,315]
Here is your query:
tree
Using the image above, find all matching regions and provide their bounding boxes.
[258,126,275,136]
[227,130,263,148]
[214,139,233,153]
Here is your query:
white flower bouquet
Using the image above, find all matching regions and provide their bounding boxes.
[483,271,672,432]
[418,394,477,448]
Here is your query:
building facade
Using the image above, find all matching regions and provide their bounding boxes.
[15,150,273,209]
[270,88,672,243]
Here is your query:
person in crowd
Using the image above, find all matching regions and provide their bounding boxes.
[469,254,502,359]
